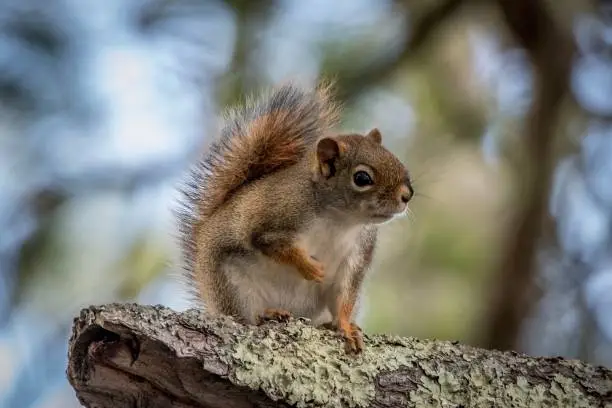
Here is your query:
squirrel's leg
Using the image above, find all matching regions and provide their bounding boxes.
[321,229,376,354]
[318,257,366,354]
[323,288,365,354]
[192,250,244,319]
[252,231,324,282]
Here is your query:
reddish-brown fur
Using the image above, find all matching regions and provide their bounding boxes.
[197,83,339,217]
[262,244,325,282]
[176,82,412,355]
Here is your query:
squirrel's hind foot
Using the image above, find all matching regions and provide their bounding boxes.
[256,308,292,325]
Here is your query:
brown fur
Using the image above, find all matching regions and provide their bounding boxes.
[198,82,339,217]
[176,82,412,354]
[258,243,325,282]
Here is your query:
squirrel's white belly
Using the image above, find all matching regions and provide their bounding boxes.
[226,220,361,324]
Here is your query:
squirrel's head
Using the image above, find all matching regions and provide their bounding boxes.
[312,128,413,224]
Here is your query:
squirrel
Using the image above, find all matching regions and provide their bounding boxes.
[176,82,413,354]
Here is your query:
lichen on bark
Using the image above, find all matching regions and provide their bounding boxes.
[66,303,612,408]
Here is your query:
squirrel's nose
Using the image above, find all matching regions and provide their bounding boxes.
[399,183,413,204]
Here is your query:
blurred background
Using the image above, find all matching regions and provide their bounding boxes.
[0,0,610,406]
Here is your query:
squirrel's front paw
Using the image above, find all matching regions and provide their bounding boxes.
[298,256,325,282]
[320,321,364,354]
[342,323,365,354]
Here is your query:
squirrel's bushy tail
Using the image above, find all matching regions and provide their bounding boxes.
[185,82,339,218]
[176,82,340,289]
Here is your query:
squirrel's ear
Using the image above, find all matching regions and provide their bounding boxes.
[366,128,382,144]
[316,137,341,178]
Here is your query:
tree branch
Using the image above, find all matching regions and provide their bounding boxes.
[67,303,612,408]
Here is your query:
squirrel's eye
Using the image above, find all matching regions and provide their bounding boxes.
[353,171,373,187]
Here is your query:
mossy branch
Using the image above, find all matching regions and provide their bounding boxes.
[66,303,611,407]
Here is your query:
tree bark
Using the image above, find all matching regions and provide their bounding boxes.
[67,303,612,408]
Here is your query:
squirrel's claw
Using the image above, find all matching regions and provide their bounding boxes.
[319,321,364,354]
[256,308,292,325]
[341,323,364,354]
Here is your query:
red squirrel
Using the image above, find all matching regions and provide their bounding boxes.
[177,82,413,353]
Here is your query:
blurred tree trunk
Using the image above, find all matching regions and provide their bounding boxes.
[481,0,575,351]
[67,304,611,408]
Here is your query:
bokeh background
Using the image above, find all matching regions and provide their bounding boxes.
[1,0,611,406]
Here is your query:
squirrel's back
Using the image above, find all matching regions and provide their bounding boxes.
[176,83,340,293]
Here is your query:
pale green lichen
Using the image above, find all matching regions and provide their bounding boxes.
[223,318,610,407]
[228,323,422,407]
[81,304,611,408]
[438,369,462,394]
[549,375,594,408]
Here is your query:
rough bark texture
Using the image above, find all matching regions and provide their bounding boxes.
[66,303,612,408]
